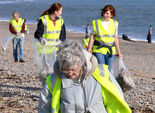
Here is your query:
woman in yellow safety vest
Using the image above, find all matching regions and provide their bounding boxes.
[88,5,122,71]
[34,3,66,82]
[38,40,131,113]
[34,3,66,45]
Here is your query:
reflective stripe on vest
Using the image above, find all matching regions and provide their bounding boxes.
[46,64,131,112]
[46,39,59,42]
[46,73,61,113]
[92,18,117,55]
[46,64,110,113]
[42,15,63,35]
[10,18,24,33]
[95,19,116,46]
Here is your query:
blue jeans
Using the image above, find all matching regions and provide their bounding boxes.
[12,36,24,61]
[93,52,115,72]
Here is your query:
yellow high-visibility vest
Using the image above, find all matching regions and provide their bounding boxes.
[9,17,24,37]
[39,15,64,44]
[46,64,131,113]
[92,18,118,55]
[25,24,28,31]
[36,42,57,54]
[83,38,90,49]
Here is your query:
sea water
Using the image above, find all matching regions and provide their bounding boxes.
[0,0,155,42]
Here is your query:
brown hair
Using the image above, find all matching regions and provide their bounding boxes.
[40,3,62,17]
[100,5,116,17]
[12,11,19,16]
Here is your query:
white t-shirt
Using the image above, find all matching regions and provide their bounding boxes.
[91,19,118,36]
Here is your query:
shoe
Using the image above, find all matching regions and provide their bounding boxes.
[20,59,25,62]
[15,60,18,62]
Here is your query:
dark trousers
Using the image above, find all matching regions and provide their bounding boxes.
[147,34,152,43]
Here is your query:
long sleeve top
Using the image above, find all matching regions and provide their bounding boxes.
[9,22,25,34]
[34,17,66,41]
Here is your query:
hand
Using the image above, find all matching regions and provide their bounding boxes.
[17,32,22,37]
[119,53,123,58]
[39,37,47,46]
[115,53,123,58]
[88,50,92,54]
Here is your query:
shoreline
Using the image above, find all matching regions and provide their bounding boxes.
[0,21,155,78]
[0,21,154,112]
[0,20,154,43]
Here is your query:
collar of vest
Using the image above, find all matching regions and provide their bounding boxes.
[53,50,98,79]
[43,15,61,21]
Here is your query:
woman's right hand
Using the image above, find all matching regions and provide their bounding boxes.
[115,53,123,58]
[39,37,47,46]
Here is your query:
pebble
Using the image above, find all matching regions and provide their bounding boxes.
[0,63,154,112]
[0,22,154,112]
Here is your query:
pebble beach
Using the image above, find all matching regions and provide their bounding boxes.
[0,21,154,113]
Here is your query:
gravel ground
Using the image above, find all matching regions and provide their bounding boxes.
[0,21,154,113]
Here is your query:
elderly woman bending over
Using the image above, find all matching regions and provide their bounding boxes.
[38,40,131,113]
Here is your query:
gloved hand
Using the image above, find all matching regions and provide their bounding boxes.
[39,37,47,46]
[16,32,22,37]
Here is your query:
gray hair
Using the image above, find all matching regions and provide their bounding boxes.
[12,11,19,16]
[57,40,85,69]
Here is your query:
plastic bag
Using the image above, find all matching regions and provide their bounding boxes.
[2,34,16,51]
[32,38,61,82]
[111,56,135,93]
[111,56,120,78]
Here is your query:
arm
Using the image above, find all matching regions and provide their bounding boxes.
[20,22,25,34]
[34,19,44,40]
[9,23,17,34]
[38,82,52,113]
[115,35,122,57]
[87,33,95,52]
[59,23,66,41]
[150,28,152,35]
